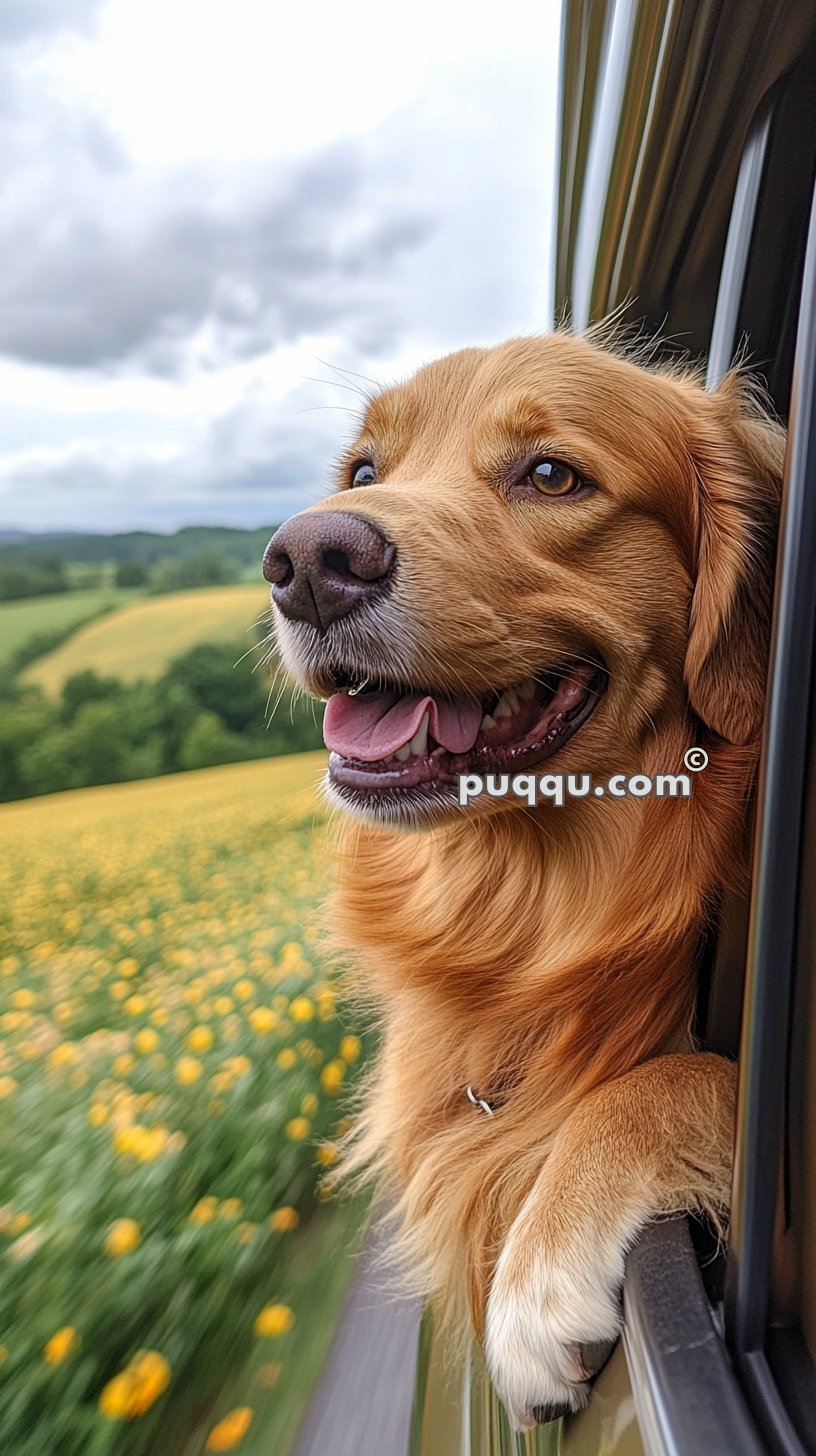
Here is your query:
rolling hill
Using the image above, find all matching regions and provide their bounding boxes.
[23,584,272,694]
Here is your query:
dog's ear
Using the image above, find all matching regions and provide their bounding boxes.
[684,372,785,745]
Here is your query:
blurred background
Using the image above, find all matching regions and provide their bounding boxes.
[0,0,562,1450]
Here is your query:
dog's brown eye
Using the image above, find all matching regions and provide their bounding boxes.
[528,458,583,496]
[350,462,376,487]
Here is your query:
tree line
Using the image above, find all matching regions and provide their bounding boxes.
[0,641,323,802]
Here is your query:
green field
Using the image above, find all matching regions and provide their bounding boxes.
[0,751,366,1455]
[0,590,139,669]
[23,585,271,694]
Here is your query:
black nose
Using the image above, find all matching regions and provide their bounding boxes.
[263,510,396,632]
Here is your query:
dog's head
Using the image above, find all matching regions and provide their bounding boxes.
[265,334,784,825]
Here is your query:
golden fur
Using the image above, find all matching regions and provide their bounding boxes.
[272,331,785,1427]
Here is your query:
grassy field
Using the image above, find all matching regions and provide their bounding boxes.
[0,590,139,669]
[23,586,271,694]
[0,751,370,1456]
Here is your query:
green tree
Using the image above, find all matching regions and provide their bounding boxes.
[114,560,148,587]
[178,711,249,772]
[61,670,122,723]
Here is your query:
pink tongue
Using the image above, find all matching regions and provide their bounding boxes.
[323,690,483,762]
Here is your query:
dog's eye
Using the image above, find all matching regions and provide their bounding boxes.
[350,461,376,487]
[527,458,584,496]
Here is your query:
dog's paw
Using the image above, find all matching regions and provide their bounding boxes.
[484,1229,624,1432]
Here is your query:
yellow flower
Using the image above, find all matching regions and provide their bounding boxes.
[134,1028,159,1055]
[339,1034,361,1062]
[285,1116,310,1141]
[320,1059,346,1094]
[317,1143,339,1167]
[189,1196,219,1224]
[124,994,147,1017]
[105,1218,142,1256]
[289,996,314,1023]
[113,1053,135,1076]
[187,1025,213,1053]
[257,1360,283,1388]
[254,1303,295,1338]
[276,1049,297,1071]
[44,1326,80,1365]
[11,989,36,1010]
[214,996,234,1015]
[88,1103,108,1126]
[118,958,139,978]
[269,1207,299,1233]
[150,1007,168,1028]
[300,1093,318,1116]
[249,1006,277,1034]
[0,1076,18,1098]
[175,1055,203,1086]
[98,1349,171,1419]
[233,979,254,1001]
[206,1406,253,1451]
[219,1197,242,1219]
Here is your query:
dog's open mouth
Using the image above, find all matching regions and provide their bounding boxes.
[322,660,607,801]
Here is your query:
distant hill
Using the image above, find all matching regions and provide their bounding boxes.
[0,524,279,567]
[23,584,270,694]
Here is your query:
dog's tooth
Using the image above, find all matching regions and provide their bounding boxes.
[517,678,535,700]
[494,696,513,719]
[504,688,520,713]
[395,743,412,762]
[409,711,429,757]
[480,714,497,731]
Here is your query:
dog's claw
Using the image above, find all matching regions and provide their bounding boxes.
[578,1337,617,1378]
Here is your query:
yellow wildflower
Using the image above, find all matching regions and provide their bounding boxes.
[175,1055,203,1086]
[187,1025,213,1053]
[340,1034,361,1062]
[105,1218,142,1256]
[269,1207,299,1233]
[285,1117,310,1141]
[254,1303,295,1338]
[289,996,314,1023]
[219,1197,242,1219]
[189,1196,219,1224]
[134,1028,159,1055]
[233,979,254,1001]
[118,958,139,978]
[98,1349,171,1419]
[206,1406,253,1451]
[320,1059,346,1094]
[317,1143,339,1167]
[249,1006,277,1034]
[0,1076,18,1098]
[276,1049,297,1071]
[44,1327,80,1365]
[300,1093,318,1116]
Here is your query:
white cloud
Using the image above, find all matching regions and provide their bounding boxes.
[0,0,562,531]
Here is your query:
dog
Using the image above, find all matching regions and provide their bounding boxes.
[263,331,784,1430]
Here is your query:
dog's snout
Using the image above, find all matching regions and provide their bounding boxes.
[263,510,396,632]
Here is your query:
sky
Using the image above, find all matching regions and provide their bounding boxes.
[0,0,563,534]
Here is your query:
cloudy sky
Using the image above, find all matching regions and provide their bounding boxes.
[0,0,563,534]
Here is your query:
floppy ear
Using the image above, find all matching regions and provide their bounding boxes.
[684,372,785,745]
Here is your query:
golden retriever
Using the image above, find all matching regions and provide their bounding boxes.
[263,331,784,1430]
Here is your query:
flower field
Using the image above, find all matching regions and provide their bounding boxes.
[0,751,368,1455]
